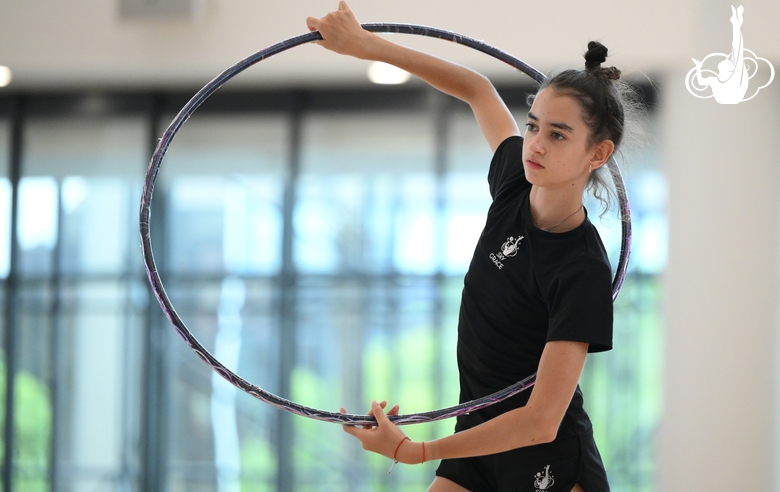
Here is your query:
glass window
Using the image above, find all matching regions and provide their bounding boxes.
[444,111,494,274]
[12,280,53,490]
[55,280,137,490]
[20,113,148,491]
[0,115,9,487]
[159,115,287,276]
[291,277,447,489]
[61,176,133,275]
[1,90,663,492]
[23,116,147,276]
[580,115,664,490]
[0,118,10,278]
[626,147,668,275]
[16,176,58,275]
[297,112,436,274]
[24,114,144,178]
[157,114,287,491]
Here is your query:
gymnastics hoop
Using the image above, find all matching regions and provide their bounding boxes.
[140,23,632,426]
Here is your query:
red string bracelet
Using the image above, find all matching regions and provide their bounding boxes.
[421,441,426,464]
[388,436,410,474]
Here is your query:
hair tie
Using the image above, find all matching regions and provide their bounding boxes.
[600,66,622,81]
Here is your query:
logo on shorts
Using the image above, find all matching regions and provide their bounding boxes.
[489,235,524,270]
[533,464,554,491]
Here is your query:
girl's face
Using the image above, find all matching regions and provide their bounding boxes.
[522,88,612,191]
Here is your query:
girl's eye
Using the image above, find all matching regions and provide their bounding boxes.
[552,132,565,140]
[524,123,537,132]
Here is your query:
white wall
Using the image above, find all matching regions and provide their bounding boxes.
[0,0,776,88]
[659,1,779,490]
[661,72,780,491]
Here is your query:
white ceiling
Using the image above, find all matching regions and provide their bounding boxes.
[0,0,778,89]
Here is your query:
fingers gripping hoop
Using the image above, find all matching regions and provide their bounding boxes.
[140,24,632,426]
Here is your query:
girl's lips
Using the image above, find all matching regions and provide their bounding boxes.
[525,159,544,170]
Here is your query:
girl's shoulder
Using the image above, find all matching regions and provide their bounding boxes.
[488,136,526,198]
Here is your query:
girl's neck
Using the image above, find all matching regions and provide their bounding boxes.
[529,185,586,233]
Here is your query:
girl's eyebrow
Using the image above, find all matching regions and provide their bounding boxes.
[527,111,575,132]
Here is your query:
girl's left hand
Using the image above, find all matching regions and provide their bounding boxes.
[341,400,416,462]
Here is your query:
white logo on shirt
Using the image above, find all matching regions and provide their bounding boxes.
[489,235,523,270]
[533,464,555,491]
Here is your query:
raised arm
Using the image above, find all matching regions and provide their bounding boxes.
[343,340,588,462]
[307,1,519,152]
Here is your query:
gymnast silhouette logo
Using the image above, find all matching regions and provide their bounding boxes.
[685,5,774,104]
[533,464,554,491]
[501,235,524,258]
[488,235,524,270]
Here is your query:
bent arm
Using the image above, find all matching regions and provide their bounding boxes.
[692,60,712,87]
[420,340,588,460]
[695,71,714,87]
[307,2,518,151]
[344,340,589,464]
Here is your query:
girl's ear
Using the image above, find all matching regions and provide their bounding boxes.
[588,140,615,171]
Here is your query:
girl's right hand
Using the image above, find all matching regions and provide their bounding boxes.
[306,1,375,59]
[341,400,416,463]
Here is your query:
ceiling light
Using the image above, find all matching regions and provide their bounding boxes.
[367,62,410,85]
[0,66,12,88]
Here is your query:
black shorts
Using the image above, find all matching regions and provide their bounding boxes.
[435,428,609,492]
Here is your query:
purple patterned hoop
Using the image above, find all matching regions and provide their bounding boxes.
[139,23,632,426]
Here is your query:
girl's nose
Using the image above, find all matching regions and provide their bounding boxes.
[527,133,544,154]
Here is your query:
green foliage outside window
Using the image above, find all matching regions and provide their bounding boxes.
[0,359,52,492]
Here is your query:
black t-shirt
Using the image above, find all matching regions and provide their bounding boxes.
[455,135,613,438]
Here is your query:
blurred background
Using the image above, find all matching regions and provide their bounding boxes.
[0,0,777,491]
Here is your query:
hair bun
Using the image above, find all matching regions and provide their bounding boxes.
[585,41,621,80]
[584,41,608,70]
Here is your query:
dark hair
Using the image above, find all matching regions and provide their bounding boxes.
[528,41,642,215]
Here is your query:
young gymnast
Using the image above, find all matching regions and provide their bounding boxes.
[307,3,634,490]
